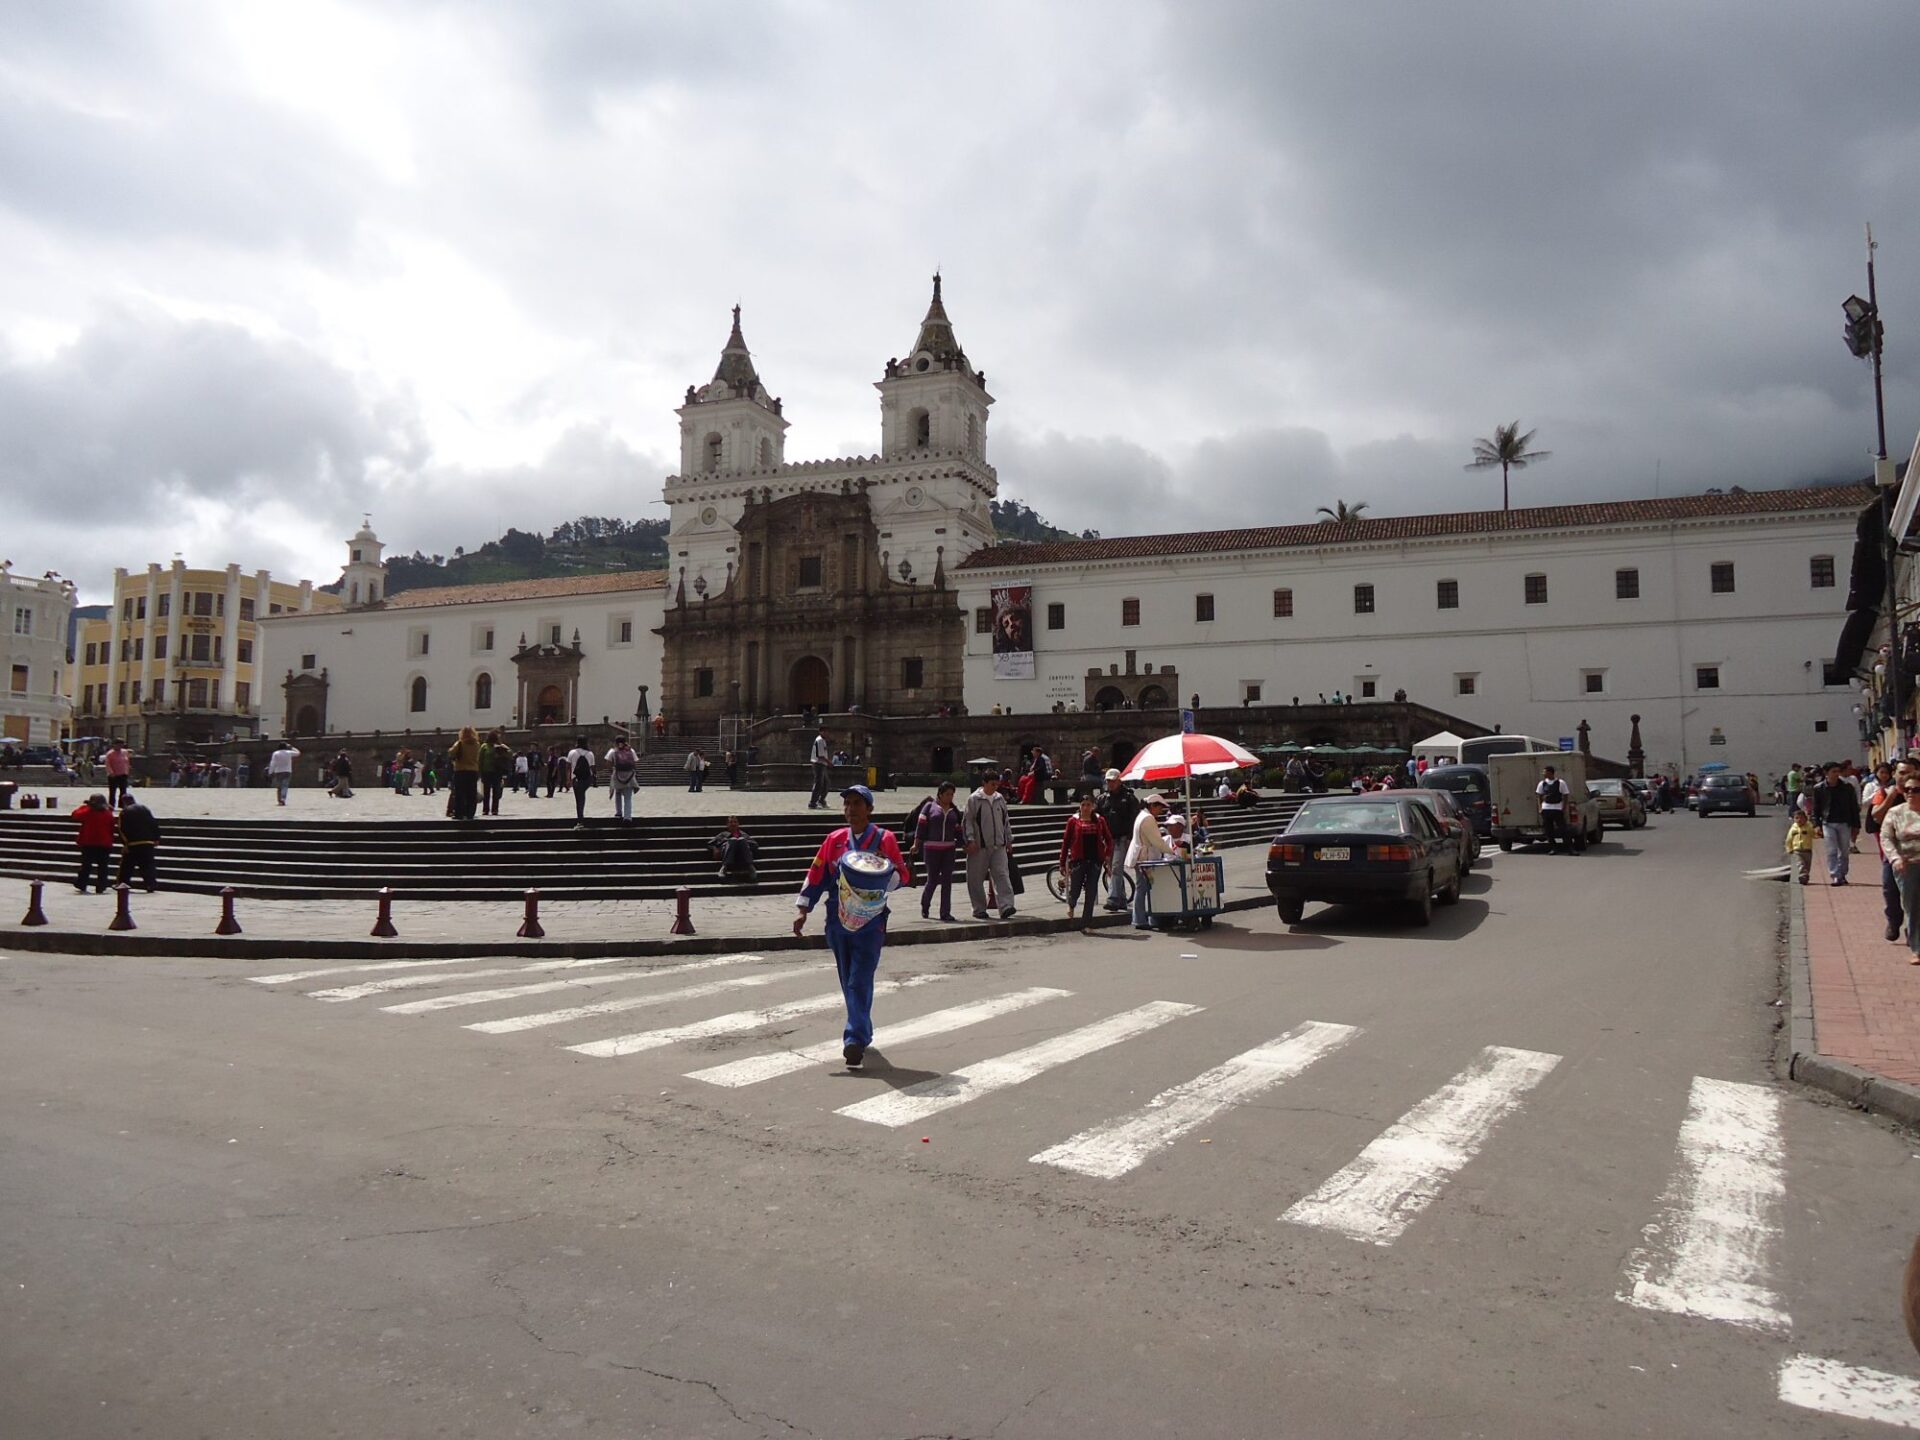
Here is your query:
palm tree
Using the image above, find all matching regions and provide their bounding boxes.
[1466,422,1551,511]
[1315,499,1370,525]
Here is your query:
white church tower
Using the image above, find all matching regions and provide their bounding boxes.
[341,517,387,608]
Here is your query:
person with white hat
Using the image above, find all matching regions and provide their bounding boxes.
[1125,793,1178,930]
[793,784,913,1070]
[1096,769,1141,912]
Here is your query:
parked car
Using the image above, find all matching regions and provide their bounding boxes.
[1589,777,1647,829]
[1267,793,1464,927]
[1696,773,1757,818]
[1419,763,1493,839]
[1403,786,1479,871]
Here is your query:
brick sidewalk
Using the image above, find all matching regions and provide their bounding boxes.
[1801,872,1920,1087]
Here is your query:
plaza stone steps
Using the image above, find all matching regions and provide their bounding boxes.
[0,795,1311,903]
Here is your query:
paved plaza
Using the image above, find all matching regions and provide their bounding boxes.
[4,816,1919,1438]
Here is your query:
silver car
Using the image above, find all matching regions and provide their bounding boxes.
[1589,778,1647,829]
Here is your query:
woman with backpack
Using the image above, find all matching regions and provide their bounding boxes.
[564,736,596,827]
[606,735,641,821]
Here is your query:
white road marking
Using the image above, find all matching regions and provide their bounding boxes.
[1618,1075,1790,1332]
[836,1001,1203,1129]
[380,953,768,1014]
[563,974,946,1058]
[467,971,793,1035]
[1778,1356,1920,1430]
[687,987,1073,1087]
[1031,1020,1359,1179]
[1282,1044,1561,1246]
[307,952,759,1002]
[250,956,495,985]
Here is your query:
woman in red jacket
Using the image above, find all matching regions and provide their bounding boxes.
[72,793,115,893]
[1057,793,1115,929]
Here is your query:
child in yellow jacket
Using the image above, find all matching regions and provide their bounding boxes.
[1785,811,1817,885]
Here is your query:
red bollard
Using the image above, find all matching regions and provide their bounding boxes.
[669,885,695,936]
[108,883,136,932]
[370,887,398,938]
[517,888,546,939]
[20,879,49,927]
[214,886,242,936]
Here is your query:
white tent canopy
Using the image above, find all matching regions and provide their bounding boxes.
[1412,730,1467,762]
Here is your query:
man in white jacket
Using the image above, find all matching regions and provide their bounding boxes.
[964,773,1016,920]
[1126,793,1176,930]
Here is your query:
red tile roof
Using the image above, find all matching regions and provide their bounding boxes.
[374,570,668,610]
[957,483,1875,570]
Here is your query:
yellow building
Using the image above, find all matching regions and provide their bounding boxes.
[74,562,336,750]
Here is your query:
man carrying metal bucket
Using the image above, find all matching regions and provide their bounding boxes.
[793,784,913,1070]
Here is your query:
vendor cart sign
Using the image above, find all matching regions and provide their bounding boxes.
[1189,861,1219,911]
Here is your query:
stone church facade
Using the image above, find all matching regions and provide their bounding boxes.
[657,279,995,727]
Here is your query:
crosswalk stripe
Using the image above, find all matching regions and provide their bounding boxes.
[686,987,1074,1088]
[1030,1020,1360,1179]
[1618,1075,1790,1332]
[251,956,491,985]
[1777,1355,1920,1430]
[562,974,947,1058]
[1281,1044,1561,1246]
[307,952,761,1003]
[836,1000,1203,1129]
[380,953,772,1014]
[466,971,794,1035]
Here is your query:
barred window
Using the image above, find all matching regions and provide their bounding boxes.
[1273,588,1293,618]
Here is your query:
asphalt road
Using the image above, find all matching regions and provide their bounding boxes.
[2,813,1915,1439]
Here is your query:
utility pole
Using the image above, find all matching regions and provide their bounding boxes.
[1845,224,1897,755]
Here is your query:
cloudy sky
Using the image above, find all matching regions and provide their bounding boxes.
[5,1,1918,603]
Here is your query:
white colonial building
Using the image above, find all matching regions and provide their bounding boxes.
[2,562,78,746]
[955,486,1869,779]
[257,283,1869,781]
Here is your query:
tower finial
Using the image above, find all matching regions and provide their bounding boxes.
[932,270,941,302]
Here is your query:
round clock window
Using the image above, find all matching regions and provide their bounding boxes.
[700,506,718,526]
[905,486,924,508]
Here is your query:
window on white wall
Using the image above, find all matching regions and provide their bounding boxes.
[1583,670,1606,694]
[1456,674,1478,696]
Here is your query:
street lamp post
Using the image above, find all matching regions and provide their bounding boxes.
[1844,225,1898,756]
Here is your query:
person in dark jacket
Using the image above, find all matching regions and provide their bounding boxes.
[709,818,760,881]
[1813,762,1862,885]
[1095,770,1141,912]
[915,781,965,921]
[72,793,115,893]
[117,798,160,892]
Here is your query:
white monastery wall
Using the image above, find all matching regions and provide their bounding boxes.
[959,512,1859,779]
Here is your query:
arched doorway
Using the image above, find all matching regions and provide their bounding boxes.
[1137,684,1169,709]
[1094,686,1125,711]
[536,684,565,724]
[295,705,320,736]
[789,655,830,711]
[1109,737,1142,772]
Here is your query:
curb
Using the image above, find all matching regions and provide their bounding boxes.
[0,892,1277,961]
[1782,878,1920,1130]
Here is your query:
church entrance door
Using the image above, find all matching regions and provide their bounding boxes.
[536,684,565,725]
[790,655,830,712]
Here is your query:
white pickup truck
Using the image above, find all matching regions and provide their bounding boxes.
[1488,751,1604,852]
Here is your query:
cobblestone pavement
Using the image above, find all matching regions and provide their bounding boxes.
[13,841,1276,945]
[1801,862,1920,1087]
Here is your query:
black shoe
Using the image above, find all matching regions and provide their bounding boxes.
[843,1043,865,1070]
[1890,922,1904,942]
[972,909,988,919]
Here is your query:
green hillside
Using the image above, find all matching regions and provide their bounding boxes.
[351,501,1088,597]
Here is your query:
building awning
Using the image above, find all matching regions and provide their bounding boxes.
[1836,499,1889,674]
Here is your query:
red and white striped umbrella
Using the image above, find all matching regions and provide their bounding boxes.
[1119,732,1263,783]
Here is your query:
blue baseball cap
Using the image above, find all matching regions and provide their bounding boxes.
[839,784,875,806]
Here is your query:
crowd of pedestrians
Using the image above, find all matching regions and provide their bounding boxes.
[1779,756,1920,967]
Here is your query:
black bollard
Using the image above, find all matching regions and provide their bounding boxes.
[20,879,48,927]
[108,883,136,932]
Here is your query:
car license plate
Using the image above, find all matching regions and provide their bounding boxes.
[1316,846,1351,862]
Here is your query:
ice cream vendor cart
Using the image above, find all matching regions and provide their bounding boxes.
[1141,853,1225,930]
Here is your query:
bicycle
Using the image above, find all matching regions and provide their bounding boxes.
[1044,862,1131,906]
